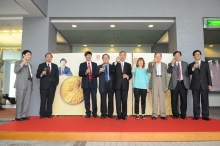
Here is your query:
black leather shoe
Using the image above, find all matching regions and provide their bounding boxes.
[101,116,106,119]
[15,118,23,121]
[152,117,157,120]
[85,115,90,118]
[47,115,53,118]
[21,117,30,120]
[108,115,115,119]
[181,116,187,120]
[161,117,168,120]
[116,117,120,120]
[173,117,178,119]
[93,115,98,118]
[202,117,210,121]
[193,117,199,120]
[122,117,127,120]
[40,116,45,119]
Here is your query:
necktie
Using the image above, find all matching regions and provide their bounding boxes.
[104,65,108,81]
[177,62,181,80]
[121,62,124,72]
[88,62,92,80]
[48,64,51,74]
[27,63,31,78]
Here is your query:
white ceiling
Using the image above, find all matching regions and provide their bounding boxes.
[51,19,174,30]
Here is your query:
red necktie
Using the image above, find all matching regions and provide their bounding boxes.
[48,64,51,74]
[177,62,181,80]
[88,62,92,80]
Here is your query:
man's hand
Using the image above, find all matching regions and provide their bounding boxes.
[152,58,157,66]
[41,70,47,75]
[86,68,91,74]
[20,60,27,66]
[208,85,212,91]
[171,59,175,65]
[99,68,104,73]
[123,74,128,79]
[116,56,121,62]
[193,63,199,69]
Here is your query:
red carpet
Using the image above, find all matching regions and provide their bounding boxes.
[0,116,220,132]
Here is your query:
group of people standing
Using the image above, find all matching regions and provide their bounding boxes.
[13,49,212,121]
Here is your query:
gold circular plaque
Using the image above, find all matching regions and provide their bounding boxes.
[60,76,84,105]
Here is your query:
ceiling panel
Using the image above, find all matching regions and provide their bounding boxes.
[60,30,166,44]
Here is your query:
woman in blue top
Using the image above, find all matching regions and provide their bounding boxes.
[133,57,149,120]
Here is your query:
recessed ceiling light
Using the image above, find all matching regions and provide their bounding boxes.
[148,25,154,27]
[209,45,213,47]
[19,30,22,32]
[72,25,77,28]
[3,30,9,32]
[110,25,115,28]
[138,45,141,47]
[110,45,114,47]
[12,30,17,32]
[84,45,87,47]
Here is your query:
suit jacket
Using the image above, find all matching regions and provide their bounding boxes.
[95,64,114,93]
[14,60,33,89]
[58,66,72,76]
[36,62,59,89]
[167,61,190,90]
[78,61,97,89]
[110,62,132,91]
[147,62,168,92]
[188,61,212,91]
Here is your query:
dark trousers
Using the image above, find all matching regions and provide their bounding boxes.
[170,81,188,118]
[115,89,128,118]
[192,87,209,118]
[83,81,97,116]
[134,88,147,115]
[40,84,55,117]
[100,81,114,117]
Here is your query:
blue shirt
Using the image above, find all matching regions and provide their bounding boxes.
[133,67,149,89]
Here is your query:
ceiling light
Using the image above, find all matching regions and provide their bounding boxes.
[72,25,77,28]
[110,45,114,47]
[12,30,17,32]
[18,30,22,32]
[3,30,9,32]
[148,24,154,27]
[209,45,213,47]
[110,25,115,28]
[83,45,87,47]
[138,45,141,47]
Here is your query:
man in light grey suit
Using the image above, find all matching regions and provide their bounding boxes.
[148,53,168,120]
[167,51,190,120]
[14,50,33,121]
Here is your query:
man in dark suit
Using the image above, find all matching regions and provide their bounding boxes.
[58,58,72,76]
[188,50,212,121]
[111,51,132,120]
[36,53,59,119]
[167,51,190,120]
[79,51,98,118]
[96,54,114,119]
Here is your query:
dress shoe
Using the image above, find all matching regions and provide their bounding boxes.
[122,117,127,120]
[15,118,23,121]
[21,117,30,120]
[181,116,187,120]
[116,117,120,120]
[40,116,45,119]
[108,115,115,119]
[202,117,210,121]
[173,117,178,119]
[100,116,106,119]
[47,115,53,118]
[85,115,90,118]
[152,117,157,120]
[193,117,199,120]
[93,115,98,118]
[161,117,168,120]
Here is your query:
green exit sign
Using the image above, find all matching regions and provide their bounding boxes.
[204,18,220,28]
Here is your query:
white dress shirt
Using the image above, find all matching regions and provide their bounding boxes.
[46,62,52,72]
[156,63,161,75]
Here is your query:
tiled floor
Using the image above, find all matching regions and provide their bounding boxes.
[0,141,220,146]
